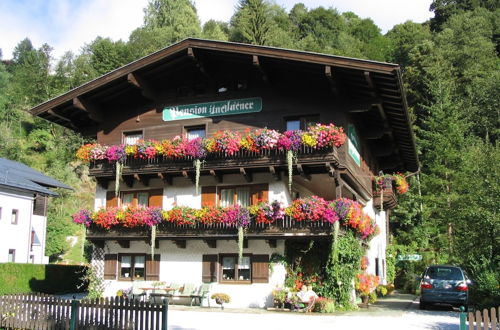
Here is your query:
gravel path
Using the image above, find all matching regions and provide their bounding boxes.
[167,294,461,330]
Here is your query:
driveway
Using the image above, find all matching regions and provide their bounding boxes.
[167,293,461,330]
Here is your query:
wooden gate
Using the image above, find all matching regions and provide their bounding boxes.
[0,293,168,330]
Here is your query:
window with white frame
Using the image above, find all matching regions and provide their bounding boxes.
[219,187,250,207]
[123,131,143,145]
[185,126,206,140]
[221,255,251,282]
[119,254,145,280]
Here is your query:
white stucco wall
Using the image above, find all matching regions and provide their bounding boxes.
[0,188,34,263]
[364,200,388,284]
[101,239,285,308]
[100,174,293,211]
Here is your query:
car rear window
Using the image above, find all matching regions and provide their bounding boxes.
[426,267,463,280]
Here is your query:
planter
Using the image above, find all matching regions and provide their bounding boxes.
[358,295,370,308]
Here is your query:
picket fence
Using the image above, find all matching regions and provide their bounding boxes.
[0,293,168,330]
[460,306,500,330]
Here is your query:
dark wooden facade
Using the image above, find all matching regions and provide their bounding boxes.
[29,39,418,208]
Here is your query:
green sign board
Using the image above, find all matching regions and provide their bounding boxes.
[348,124,361,166]
[162,97,263,121]
[397,254,422,261]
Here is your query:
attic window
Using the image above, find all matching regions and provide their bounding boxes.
[123,131,143,145]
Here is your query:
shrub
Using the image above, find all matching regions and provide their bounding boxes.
[0,263,87,295]
[313,297,335,313]
[368,292,377,304]
[376,285,388,297]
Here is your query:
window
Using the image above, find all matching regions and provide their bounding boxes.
[185,126,206,140]
[220,255,251,282]
[123,131,143,145]
[285,115,319,131]
[11,209,18,225]
[8,249,15,262]
[120,191,149,208]
[119,254,145,280]
[219,187,250,207]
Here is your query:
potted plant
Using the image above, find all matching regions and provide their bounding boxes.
[211,293,231,310]
[272,288,287,308]
[355,273,379,307]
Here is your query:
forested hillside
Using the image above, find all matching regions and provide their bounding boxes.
[0,0,498,306]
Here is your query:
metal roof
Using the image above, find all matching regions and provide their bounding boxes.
[0,158,72,196]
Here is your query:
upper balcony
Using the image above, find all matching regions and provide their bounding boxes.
[88,146,340,182]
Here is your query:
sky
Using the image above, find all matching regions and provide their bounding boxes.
[0,0,434,60]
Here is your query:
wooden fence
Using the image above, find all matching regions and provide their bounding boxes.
[0,293,168,330]
[460,306,499,330]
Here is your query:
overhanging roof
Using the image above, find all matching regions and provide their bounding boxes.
[0,158,72,196]
[27,38,418,171]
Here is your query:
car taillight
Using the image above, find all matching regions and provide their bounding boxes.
[421,282,433,289]
[456,283,468,291]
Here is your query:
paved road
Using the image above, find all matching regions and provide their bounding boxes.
[167,293,461,330]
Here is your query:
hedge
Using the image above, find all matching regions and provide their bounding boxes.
[0,263,88,295]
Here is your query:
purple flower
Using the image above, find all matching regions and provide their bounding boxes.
[145,207,163,226]
[106,145,126,163]
[72,209,92,227]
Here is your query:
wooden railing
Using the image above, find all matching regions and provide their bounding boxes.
[372,183,398,211]
[87,216,334,239]
[88,146,339,176]
[0,293,167,330]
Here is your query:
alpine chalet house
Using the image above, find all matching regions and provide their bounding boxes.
[28,39,417,308]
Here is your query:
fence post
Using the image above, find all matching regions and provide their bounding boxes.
[70,299,79,330]
[459,306,467,330]
[161,299,168,330]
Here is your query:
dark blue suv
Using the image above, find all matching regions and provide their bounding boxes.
[419,265,470,309]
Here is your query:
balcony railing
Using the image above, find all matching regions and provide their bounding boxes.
[88,146,339,177]
[86,216,334,240]
[373,185,398,210]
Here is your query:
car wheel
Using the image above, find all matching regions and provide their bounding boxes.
[419,301,426,310]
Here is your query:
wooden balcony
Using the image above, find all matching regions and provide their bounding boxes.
[86,216,334,242]
[373,185,398,210]
[88,147,340,182]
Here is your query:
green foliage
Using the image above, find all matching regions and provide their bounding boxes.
[81,266,104,300]
[319,231,364,310]
[313,297,336,313]
[202,20,229,41]
[231,0,273,45]
[0,263,87,295]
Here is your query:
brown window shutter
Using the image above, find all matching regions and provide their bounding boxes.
[106,191,118,208]
[202,255,218,283]
[252,254,269,283]
[201,186,217,207]
[145,254,160,281]
[104,254,118,280]
[33,194,47,216]
[251,184,269,205]
[148,189,164,208]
